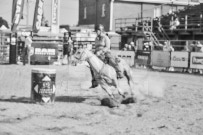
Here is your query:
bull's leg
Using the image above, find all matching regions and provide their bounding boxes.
[124,68,145,100]
[112,78,125,98]
[99,81,120,103]
[100,82,113,98]
[124,69,134,96]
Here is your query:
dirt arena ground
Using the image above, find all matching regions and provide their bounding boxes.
[0,64,203,135]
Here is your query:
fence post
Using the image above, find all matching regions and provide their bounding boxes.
[185,15,188,30]
[200,13,202,32]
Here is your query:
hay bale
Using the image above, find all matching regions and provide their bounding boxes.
[121,97,137,104]
[101,98,119,108]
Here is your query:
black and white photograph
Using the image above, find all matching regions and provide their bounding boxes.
[0,0,203,134]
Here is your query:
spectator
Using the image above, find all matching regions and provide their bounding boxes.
[163,41,174,52]
[170,17,180,30]
[143,42,151,51]
[128,41,135,51]
[163,41,174,71]
[182,44,190,52]
[190,41,196,52]
[182,44,190,73]
[63,32,73,65]
[195,41,203,74]
[196,41,203,52]
[122,44,128,51]
[23,35,32,65]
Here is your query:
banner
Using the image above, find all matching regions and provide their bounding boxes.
[51,0,60,33]
[135,51,151,66]
[170,52,189,68]
[11,0,25,32]
[151,51,170,67]
[111,50,135,66]
[190,52,203,69]
[33,0,44,33]
[30,42,58,64]
[0,45,10,64]
[191,0,199,2]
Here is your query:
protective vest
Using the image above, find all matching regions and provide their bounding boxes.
[95,34,110,52]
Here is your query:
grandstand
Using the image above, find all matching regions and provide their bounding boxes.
[115,3,203,50]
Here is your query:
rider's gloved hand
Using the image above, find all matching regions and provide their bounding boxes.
[96,50,103,56]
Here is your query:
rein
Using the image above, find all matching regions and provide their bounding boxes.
[86,52,106,75]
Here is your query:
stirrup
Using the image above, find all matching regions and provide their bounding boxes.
[89,84,98,89]
[117,71,124,79]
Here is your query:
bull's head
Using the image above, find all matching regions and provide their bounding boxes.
[74,48,87,61]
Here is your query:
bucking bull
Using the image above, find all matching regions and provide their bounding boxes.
[73,48,147,103]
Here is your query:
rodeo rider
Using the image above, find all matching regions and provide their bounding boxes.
[90,24,123,88]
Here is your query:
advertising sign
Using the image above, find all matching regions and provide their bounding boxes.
[111,50,135,66]
[51,0,60,33]
[11,0,25,32]
[151,51,170,67]
[31,42,58,64]
[33,0,44,33]
[190,52,203,69]
[135,51,151,66]
[0,45,10,64]
[170,52,189,67]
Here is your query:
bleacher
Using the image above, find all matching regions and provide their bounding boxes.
[115,3,203,46]
[157,3,203,40]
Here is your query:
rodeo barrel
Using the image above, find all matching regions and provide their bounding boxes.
[31,68,56,103]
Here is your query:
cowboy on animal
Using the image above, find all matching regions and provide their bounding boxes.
[73,24,147,104]
[90,24,124,88]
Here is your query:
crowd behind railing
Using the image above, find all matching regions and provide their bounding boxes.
[154,4,203,31]
[120,40,203,74]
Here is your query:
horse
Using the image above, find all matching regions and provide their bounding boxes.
[74,48,144,102]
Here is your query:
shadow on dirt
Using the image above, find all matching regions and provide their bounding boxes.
[55,96,87,103]
[0,96,95,104]
[0,97,31,104]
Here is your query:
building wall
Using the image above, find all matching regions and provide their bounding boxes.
[78,0,188,31]
[96,0,111,31]
[113,2,141,31]
[78,0,111,31]
[78,0,96,26]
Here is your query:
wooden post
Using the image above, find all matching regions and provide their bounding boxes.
[200,13,202,32]
[185,15,188,30]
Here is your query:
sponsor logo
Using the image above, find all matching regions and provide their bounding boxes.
[35,48,56,55]
[35,0,44,31]
[192,56,203,64]
[52,0,58,24]
[138,55,148,60]
[172,56,187,62]
[13,0,23,24]
[39,76,53,94]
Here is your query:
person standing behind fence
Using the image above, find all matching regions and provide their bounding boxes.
[170,17,180,30]
[196,41,203,52]
[163,41,174,71]
[63,32,73,65]
[195,41,203,74]
[163,41,174,52]
[23,35,32,65]
[182,44,190,73]
[190,41,196,52]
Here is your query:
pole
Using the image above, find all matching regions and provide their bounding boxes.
[109,0,114,31]
[95,0,98,26]
[27,0,29,27]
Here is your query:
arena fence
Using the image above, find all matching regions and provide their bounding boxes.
[112,50,203,73]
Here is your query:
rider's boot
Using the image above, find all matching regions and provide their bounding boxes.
[106,53,124,79]
[89,79,98,89]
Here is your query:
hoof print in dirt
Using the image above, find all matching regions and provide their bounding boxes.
[121,97,137,104]
[101,98,119,108]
